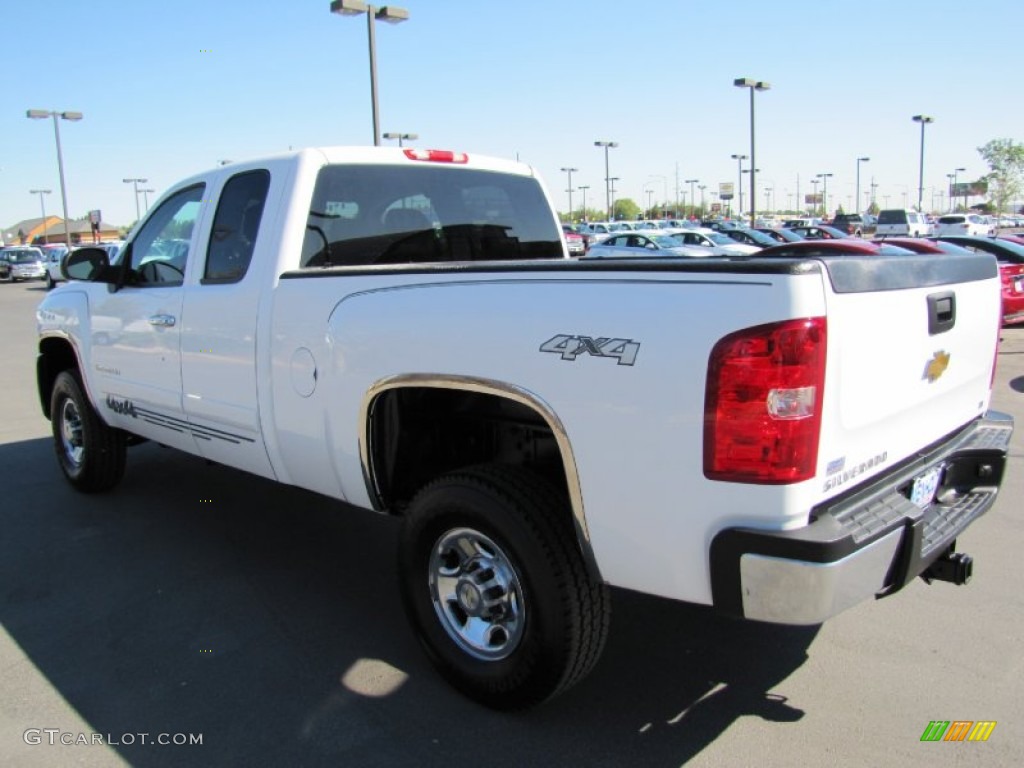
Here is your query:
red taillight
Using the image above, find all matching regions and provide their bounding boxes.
[704,317,827,484]
[403,148,469,164]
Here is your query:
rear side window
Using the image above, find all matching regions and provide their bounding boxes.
[938,216,963,224]
[301,164,562,267]
[204,170,270,283]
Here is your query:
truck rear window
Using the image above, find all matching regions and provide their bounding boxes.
[301,164,562,267]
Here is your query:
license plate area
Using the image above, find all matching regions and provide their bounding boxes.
[909,465,944,509]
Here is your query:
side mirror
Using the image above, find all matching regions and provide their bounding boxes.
[62,247,113,283]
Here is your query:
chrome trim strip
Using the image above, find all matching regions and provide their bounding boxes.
[359,373,601,580]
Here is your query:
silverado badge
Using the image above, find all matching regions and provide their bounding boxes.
[923,351,950,383]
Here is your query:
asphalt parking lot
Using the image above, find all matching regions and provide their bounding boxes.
[1,278,1022,767]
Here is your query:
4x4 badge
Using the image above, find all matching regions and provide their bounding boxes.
[540,334,640,366]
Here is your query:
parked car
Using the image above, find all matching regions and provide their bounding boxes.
[671,227,760,255]
[782,218,822,228]
[933,213,993,237]
[876,209,931,237]
[932,235,1024,325]
[830,213,873,237]
[561,225,586,256]
[582,232,707,258]
[755,227,805,243]
[755,239,916,258]
[785,225,850,240]
[0,246,47,282]
[720,227,778,248]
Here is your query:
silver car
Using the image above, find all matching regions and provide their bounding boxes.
[1,247,47,282]
[583,232,708,258]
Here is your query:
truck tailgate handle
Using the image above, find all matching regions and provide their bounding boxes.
[927,291,955,335]
[148,314,177,328]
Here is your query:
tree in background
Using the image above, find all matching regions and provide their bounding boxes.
[612,198,641,221]
[977,138,1024,214]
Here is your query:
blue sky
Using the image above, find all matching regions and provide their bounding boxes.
[3,0,1022,230]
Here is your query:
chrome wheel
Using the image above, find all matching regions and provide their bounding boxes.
[429,527,525,661]
[60,397,85,467]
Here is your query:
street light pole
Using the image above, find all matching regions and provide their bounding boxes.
[382,131,417,146]
[855,156,870,215]
[911,114,934,212]
[685,178,699,219]
[698,185,706,218]
[953,166,966,212]
[578,185,589,221]
[734,78,770,227]
[609,177,619,219]
[810,178,820,215]
[30,189,52,244]
[816,173,833,218]
[139,188,155,212]
[560,167,578,221]
[594,141,618,220]
[330,1,410,147]
[123,177,147,222]
[730,153,747,220]
[26,109,82,249]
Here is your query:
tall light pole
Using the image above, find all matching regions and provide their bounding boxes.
[764,187,772,215]
[911,114,934,212]
[123,177,147,222]
[30,189,52,244]
[731,153,747,219]
[855,157,870,215]
[26,109,82,249]
[595,141,618,220]
[810,178,820,215]
[578,185,589,221]
[816,172,833,218]
[560,167,578,221]
[953,166,966,212]
[698,185,706,219]
[608,177,619,219]
[330,1,410,146]
[649,174,667,218]
[139,188,155,212]
[382,131,417,146]
[734,77,770,227]
[685,178,699,218]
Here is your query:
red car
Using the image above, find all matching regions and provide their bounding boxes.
[931,236,1024,326]
[756,239,914,257]
[561,225,586,257]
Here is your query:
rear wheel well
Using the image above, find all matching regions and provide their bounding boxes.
[367,387,569,513]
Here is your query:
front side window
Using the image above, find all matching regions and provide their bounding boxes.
[127,184,205,286]
[301,164,561,267]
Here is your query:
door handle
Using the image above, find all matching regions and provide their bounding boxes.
[148,314,177,327]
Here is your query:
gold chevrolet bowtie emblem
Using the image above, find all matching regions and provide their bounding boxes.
[923,351,950,383]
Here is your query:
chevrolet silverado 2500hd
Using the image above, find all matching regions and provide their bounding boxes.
[36,147,1012,709]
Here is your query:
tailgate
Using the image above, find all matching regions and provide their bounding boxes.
[815,253,1001,498]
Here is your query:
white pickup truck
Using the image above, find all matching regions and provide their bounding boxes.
[36,147,1012,710]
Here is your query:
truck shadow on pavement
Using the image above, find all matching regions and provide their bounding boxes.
[2,437,818,768]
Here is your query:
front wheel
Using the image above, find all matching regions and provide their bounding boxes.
[398,465,610,710]
[50,371,127,492]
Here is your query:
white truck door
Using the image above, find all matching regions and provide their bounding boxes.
[88,184,205,454]
[179,168,277,479]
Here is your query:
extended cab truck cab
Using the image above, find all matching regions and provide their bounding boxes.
[36,147,1013,710]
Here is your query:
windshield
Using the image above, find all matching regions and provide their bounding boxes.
[301,164,562,267]
[3,250,43,263]
[707,232,735,245]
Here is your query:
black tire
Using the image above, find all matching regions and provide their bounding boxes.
[45,272,55,290]
[398,465,610,710]
[50,370,127,492]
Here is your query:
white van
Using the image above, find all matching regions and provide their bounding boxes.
[876,209,930,237]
